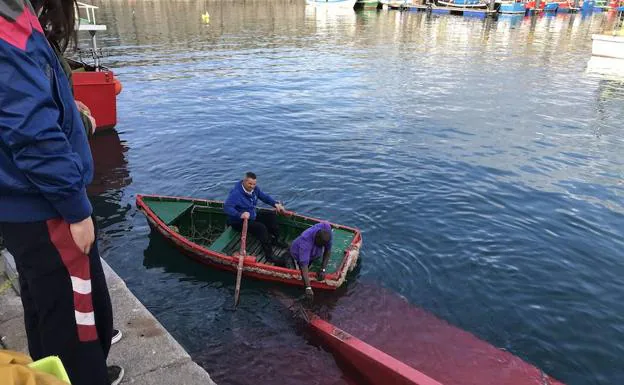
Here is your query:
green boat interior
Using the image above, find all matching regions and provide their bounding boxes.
[142,196,357,274]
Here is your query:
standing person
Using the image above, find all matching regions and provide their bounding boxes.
[32,0,97,137]
[224,172,287,262]
[35,0,122,347]
[0,1,122,384]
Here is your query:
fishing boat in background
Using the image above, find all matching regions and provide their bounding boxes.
[580,0,596,11]
[72,1,122,132]
[553,0,572,12]
[499,1,527,14]
[355,0,382,9]
[306,0,359,8]
[436,0,489,8]
[544,1,559,11]
[136,195,362,290]
[380,0,412,9]
[524,0,545,12]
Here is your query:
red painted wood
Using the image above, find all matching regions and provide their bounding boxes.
[72,71,118,130]
[308,314,444,385]
[327,284,567,385]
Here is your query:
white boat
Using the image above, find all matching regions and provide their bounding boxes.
[306,0,358,8]
[586,33,624,78]
[379,0,412,8]
[592,33,624,60]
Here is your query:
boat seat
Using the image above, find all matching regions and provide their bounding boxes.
[208,226,240,253]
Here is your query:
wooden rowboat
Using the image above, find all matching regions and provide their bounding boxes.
[136,194,362,290]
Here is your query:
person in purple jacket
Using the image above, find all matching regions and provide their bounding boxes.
[289,222,333,300]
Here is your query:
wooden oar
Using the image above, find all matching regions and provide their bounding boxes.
[234,218,248,307]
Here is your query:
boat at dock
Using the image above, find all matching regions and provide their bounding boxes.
[436,0,489,9]
[435,0,490,8]
[544,0,573,13]
[306,0,359,8]
[499,1,527,14]
[136,194,362,290]
[380,0,412,9]
[544,1,560,11]
[72,1,122,132]
[355,0,382,9]
[524,0,545,12]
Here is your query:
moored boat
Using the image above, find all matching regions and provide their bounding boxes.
[136,194,362,290]
[524,0,545,12]
[436,0,489,9]
[500,1,527,13]
[306,0,359,8]
[72,1,122,132]
[355,0,382,9]
[544,1,559,11]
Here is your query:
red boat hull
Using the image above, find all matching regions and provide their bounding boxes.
[308,313,444,385]
[72,70,119,131]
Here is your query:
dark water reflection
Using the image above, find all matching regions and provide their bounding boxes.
[83,1,624,384]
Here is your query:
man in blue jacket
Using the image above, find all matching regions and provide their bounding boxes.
[224,172,287,262]
[0,1,117,384]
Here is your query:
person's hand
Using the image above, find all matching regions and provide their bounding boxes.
[76,100,91,115]
[241,212,250,220]
[317,270,326,282]
[85,114,97,135]
[275,203,285,214]
[304,286,314,302]
[76,100,97,134]
[70,217,95,254]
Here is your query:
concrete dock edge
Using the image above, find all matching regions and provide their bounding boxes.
[0,248,216,385]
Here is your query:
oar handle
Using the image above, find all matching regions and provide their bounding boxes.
[240,218,248,256]
[234,218,248,307]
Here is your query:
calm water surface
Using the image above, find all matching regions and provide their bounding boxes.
[82,1,623,384]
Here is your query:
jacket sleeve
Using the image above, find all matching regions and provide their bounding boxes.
[0,42,92,224]
[256,187,277,207]
[224,191,241,218]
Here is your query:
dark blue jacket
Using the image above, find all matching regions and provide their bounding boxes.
[224,182,277,225]
[0,0,93,224]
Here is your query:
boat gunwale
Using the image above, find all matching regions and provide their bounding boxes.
[136,194,362,290]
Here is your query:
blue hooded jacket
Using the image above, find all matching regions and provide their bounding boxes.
[224,181,277,225]
[0,0,93,224]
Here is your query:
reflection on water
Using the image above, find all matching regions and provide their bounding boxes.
[83,2,624,384]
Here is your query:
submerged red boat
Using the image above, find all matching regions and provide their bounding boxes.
[299,284,567,385]
[305,310,443,385]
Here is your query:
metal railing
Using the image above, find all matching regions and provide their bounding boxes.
[76,1,99,25]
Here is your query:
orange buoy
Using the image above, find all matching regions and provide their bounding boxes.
[114,77,123,95]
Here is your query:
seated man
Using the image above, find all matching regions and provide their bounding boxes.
[289,222,333,300]
[224,172,286,262]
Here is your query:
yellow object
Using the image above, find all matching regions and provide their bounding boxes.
[201,11,210,23]
[28,356,71,383]
[0,350,70,385]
